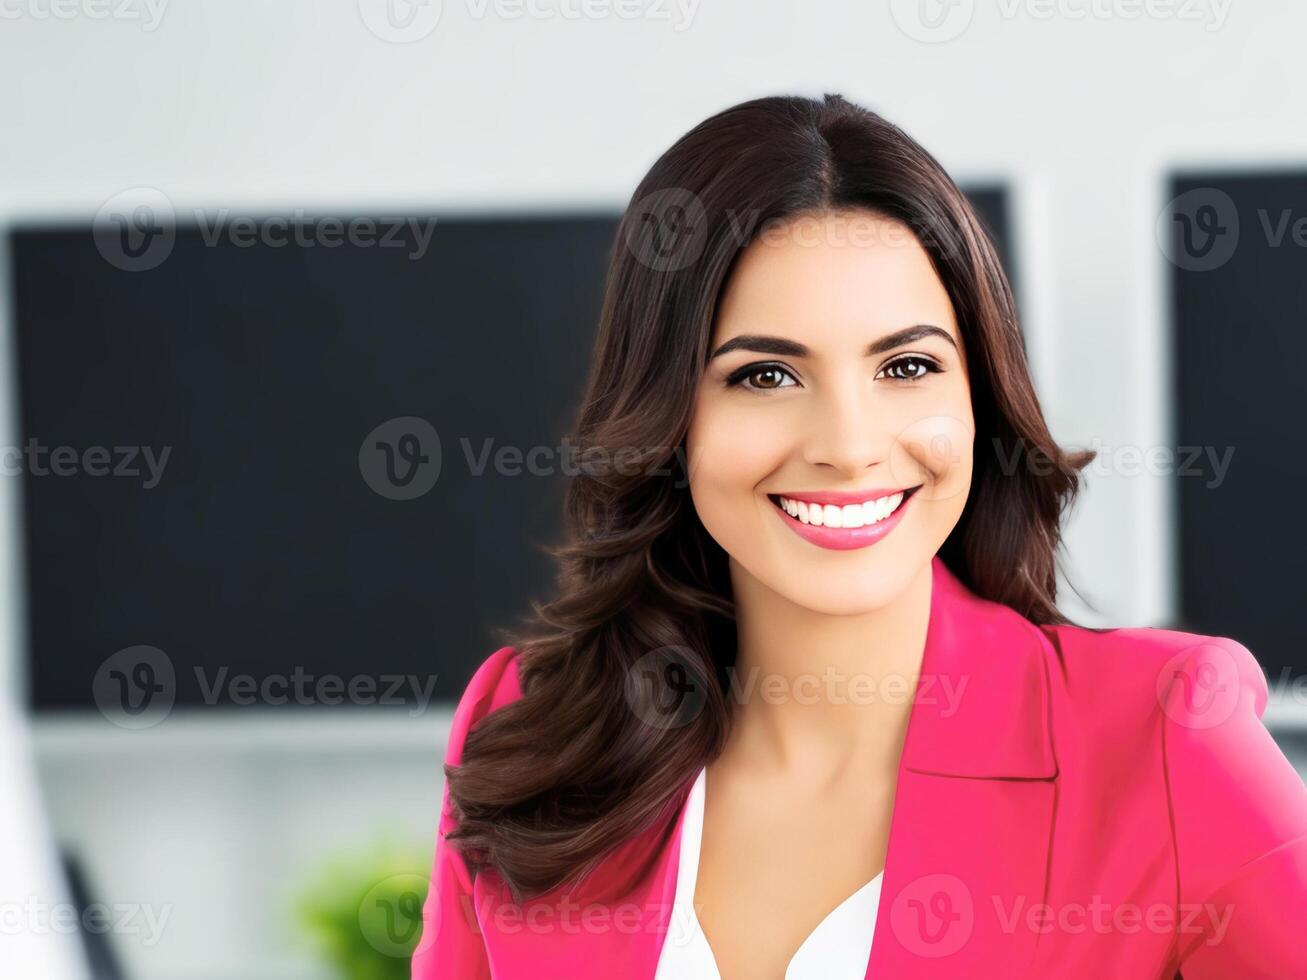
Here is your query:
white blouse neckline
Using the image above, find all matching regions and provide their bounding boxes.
[655,766,883,979]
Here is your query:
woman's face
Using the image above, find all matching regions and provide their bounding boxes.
[685,209,974,615]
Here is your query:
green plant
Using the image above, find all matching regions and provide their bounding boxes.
[298,841,431,980]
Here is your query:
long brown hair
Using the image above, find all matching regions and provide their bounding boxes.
[445,93,1095,901]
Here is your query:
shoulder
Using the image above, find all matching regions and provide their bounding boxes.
[419,650,525,977]
[1040,620,1270,719]
[1045,622,1307,902]
[444,645,525,767]
[1037,621,1273,767]
[1023,618,1277,793]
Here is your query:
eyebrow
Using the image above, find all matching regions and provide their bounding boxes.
[708,324,958,361]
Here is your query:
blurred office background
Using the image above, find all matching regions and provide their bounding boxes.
[1,1,1305,977]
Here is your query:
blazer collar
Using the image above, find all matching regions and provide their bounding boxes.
[901,555,1058,780]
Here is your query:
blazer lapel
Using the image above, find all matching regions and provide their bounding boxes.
[864,556,1060,977]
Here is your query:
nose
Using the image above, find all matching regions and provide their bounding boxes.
[799,380,889,478]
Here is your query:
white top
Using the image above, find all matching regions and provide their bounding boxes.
[654,766,883,980]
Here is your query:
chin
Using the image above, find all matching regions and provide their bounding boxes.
[762,560,919,617]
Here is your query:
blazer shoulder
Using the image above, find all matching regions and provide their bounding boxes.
[419,649,523,980]
[1040,621,1270,715]
[445,645,524,768]
[1048,623,1307,899]
[1150,635,1307,962]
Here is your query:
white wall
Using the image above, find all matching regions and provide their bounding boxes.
[3,1,1306,976]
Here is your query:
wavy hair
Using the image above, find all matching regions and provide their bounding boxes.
[444,93,1095,901]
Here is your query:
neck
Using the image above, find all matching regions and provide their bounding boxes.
[721,558,934,786]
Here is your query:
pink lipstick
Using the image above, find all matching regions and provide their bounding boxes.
[768,485,921,551]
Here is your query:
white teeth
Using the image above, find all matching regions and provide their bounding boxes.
[776,491,906,528]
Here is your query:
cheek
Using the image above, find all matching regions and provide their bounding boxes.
[685,398,785,530]
[892,407,974,509]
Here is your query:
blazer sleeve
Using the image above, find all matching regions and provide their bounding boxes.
[411,646,522,980]
[1159,638,1307,979]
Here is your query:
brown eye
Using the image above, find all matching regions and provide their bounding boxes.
[725,363,799,392]
[880,355,941,382]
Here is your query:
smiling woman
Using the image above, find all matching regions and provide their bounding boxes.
[687,209,975,613]
[413,94,1307,980]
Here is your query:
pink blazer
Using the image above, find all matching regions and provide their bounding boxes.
[412,556,1307,978]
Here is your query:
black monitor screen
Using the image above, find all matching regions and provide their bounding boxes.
[9,188,1013,713]
[9,214,616,711]
[1168,171,1307,681]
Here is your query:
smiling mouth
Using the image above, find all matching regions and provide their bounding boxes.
[767,486,923,529]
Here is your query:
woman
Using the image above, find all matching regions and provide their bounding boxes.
[411,94,1307,978]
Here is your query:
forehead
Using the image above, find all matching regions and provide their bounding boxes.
[713,210,958,348]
